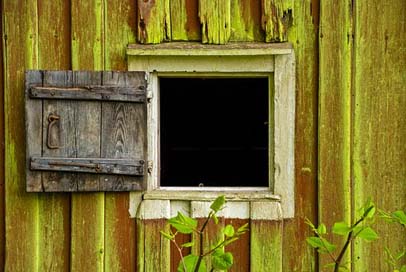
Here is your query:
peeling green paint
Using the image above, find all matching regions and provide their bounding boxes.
[261,0,293,42]
[199,0,231,44]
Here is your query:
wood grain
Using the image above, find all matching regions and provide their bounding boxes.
[199,0,231,44]
[104,1,138,270]
[170,0,201,41]
[137,0,170,44]
[36,1,72,270]
[3,0,39,270]
[260,0,293,42]
[70,1,105,268]
[282,0,319,270]
[0,2,5,267]
[230,0,264,42]
[352,1,406,270]
[225,219,250,272]
[319,0,352,269]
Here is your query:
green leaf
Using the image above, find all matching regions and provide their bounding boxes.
[237,223,249,234]
[356,227,378,241]
[317,223,327,235]
[181,241,194,248]
[400,265,406,272]
[178,255,206,272]
[223,225,235,237]
[212,250,233,270]
[332,222,351,236]
[210,195,226,212]
[160,230,174,240]
[306,237,336,253]
[169,212,198,234]
[393,211,406,226]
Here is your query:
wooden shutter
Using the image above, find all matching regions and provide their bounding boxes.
[25,70,147,192]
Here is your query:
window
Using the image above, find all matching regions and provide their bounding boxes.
[127,42,295,218]
[160,77,269,187]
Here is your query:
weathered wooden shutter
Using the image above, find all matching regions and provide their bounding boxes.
[25,70,147,192]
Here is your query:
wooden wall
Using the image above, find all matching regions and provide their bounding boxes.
[0,0,405,271]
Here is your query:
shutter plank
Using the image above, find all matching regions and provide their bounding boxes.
[25,70,44,191]
[73,71,102,191]
[42,71,77,192]
[101,71,146,191]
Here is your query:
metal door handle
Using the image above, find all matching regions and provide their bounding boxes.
[47,114,60,149]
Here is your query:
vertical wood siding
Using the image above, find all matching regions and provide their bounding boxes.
[318,0,353,269]
[0,0,4,268]
[282,0,319,270]
[1,0,405,271]
[352,1,406,270]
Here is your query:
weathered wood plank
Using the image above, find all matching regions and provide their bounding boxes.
[260,0,293,42]
[225,219,250,272]
[137,0,170,44]
[0,2,5,266]
[170,0,201,41]
[104,0,137,70]
[199,0,231,44]
[36,1,72,270]
[101,71,146,191]
[282,0,318,270]
[25,71,44,192]
[137,200,171,271]
[41,71,77,192]
[319,0,352,269]
[70,0,105,264]
[230,0,264,42]
[3,0,40,270]
[104,1,138,270]
[30,157,145,176]
[353,1,406,271]
[30,85,146,102]
[250,202,283,271]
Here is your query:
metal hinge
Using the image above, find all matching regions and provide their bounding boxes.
[147,161,153,174]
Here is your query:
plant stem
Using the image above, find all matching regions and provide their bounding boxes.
[172,240,187,272]
[194,212,213,272]
[334,213,366,272]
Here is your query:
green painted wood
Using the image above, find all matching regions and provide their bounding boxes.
[318,0,352,269]
[230,0,264,42]
[0,1,5,267]
[170,0,201,41]
[70,0,105,271]
[261,0,293,42]
[3,0,40,270]
[250,220,283,271]
[137,0,170,44]
[281,0,318,271]
[104,2,138,269]
[199,0,231,44]
[137,219,171,272]
[353,1,406,271]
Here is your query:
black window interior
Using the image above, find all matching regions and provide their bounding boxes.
[160,77,269,187]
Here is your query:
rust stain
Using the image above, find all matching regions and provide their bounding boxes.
[310,0,320,27]
[185,0,201,40]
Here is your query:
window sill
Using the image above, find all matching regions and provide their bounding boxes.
[143,187,281,202]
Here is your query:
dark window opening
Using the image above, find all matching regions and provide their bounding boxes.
[160,77,269,187]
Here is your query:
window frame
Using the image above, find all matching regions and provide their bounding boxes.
[127,42,295,218]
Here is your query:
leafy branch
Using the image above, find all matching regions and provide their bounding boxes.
[160,195,249,272]
[306,200,378,272]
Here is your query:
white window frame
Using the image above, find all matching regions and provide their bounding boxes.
[127,42,295,218]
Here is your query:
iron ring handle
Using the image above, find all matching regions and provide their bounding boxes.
[47,114,60,149]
